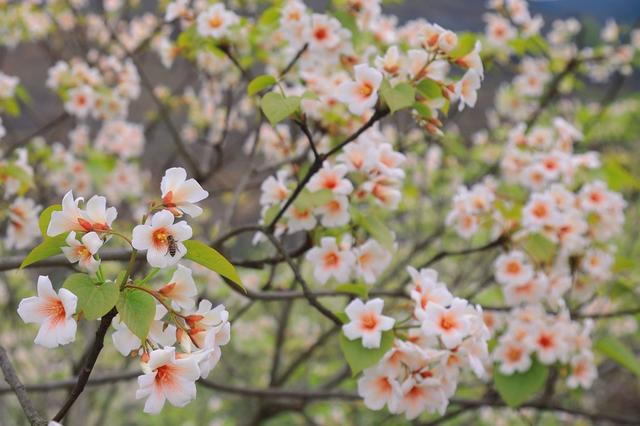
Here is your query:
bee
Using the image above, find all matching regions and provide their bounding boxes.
[166,235,178,257]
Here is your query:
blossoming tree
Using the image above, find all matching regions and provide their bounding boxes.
[1,0,639,424]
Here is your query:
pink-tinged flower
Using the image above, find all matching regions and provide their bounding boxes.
[493,337,532,374]
[132,210,192,268]
[160,167,209,217]
[522,193,559,230]
[308,163,353,195]
[6,197,41,250]
[408,267,453,317]
[260,172,290,206]
[337,64,383,115]
[308,14,342,51]
[437,30,458,53]
[47,191,117,236]
[158,265,198,310]
[395,377,448,419]
[17,276,77,348]
[455,69,481,111]
[358,365,398,410]
[342,298,395,349]
[112,305,176,357]
[61,231,103,273]
[494,251,534,286]
[196,4,239,39]
[530,324,567,364]
[181,300,230,354]
[503,272,549,306]
[285,205,317,232]
[375,45,403,76]
[316,195,350,227]
[567,352,597,389]
[305,237,356,284]
[456,41,484,78]
[64,85,94,118]
[420,298,470,349]
[354,239,392,284]
[136,347,200,414]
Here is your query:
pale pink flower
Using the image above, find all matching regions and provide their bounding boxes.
[61,231,103,273]
[160,167,209,217]
[307,163,353,195]
[132,210,192,268]
[343,298,395,348]
[316,195,350,227]
[358,366,398,410]
[421,298,470,349]
[353,239,391,284]
[305,237,356,284]
[455,69,481,111]
[64,85,94,118]
[493,337,532,374]
[17,276,77,348]
[197,4,238,39]
[567,352,597,389]
[136,347,200,414]
[158,265,198,310]
[336,64,383,115]
[494,251,534,286]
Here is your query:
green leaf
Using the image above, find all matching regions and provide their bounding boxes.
[449,32,477,59]
[494,359,549,407]
[335,283,369,299]
[20,233,68,269]
[413,101,432,118]
[416,78,442,99]
[63,274,119,320]
[260,92,301,125]
[116,288,156,341]
[380,80,415,113]
[263,204,281,224]
[39,204,62,236]
[339,330,394,376]
[496,182,528,203]
[183,240,243,289]
[294,189,334,210]
[356,212,395,250]
[520,233,556,265]
[258,6,280,27]
[247,75,278,96]
[594,336,640,377]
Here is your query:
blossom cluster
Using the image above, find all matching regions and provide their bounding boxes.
[346,267,489,419]
[15,167,232,414]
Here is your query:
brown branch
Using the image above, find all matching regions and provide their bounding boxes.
[0,346,47,426]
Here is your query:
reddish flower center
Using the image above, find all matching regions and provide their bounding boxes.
[439,313,456,331]
[323,251,339,267]
[506,345,523,363]
[360,312,379,331]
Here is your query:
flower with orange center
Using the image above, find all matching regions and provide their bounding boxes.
[343,298,395,349]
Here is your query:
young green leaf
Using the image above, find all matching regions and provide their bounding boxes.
[116,287,156,341]
[594,336,640,377]
[520,233,556,265]
[20,233,68,269]
[416,78,442,99]
[449,32,477,59]
[247,75,278,96]
[260,92,301,125]
[294,189,334,211]
[494,359,549,407]
[335,283,369,299]
[39,204,62,236]
[64,274,119,320]
[380,80,416,113]
[339,330,394,376]
[183,240,243,289]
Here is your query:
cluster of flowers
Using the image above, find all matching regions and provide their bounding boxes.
[0,71,21,138]
[448,116,625,385]
[344,267,489,419]
[488,305,597,388]
[47,54,140,120]
[487,1,640,123]
[0,1,54,48]
[15,167,232,414]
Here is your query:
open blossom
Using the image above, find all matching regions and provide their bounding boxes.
[47,191,117,236]
[132,210,192,268]
[197,4,238,39]
[358,365,398,410]
[160,167,209,217]
[17,276,77,348]
[494,250,534,286]
[112,305,177,356]
[493,337,532,374]
[5,197,41,250]
[421,298,470,349]
[343,298,395,348]
[136,347,200,414]
[61,231,103,273]
[337,64,383,115]
[64,85,94,118]
[307,163,353,195]
[456,69,481,111]
[158,265,198,310]
[305,237,355,284]
[409,267,453,317]
[353,239,392,284]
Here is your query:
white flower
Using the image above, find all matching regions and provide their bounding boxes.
[494,250,534,286]
[353,239,391,284]
[358,365,398,410]
[337,64,383,115]
[305,237,356,284]
[307,163,353,195]
[342,298,395,348]
[455,69,481,111]
[197,4,238,39]
[47,191,117,236]
[161,167,209,217]
[136,347,200,414]
[61,231,103,273]
[158,265,198,310]
[132,210,192,268]
[316,195,350,227]
[420,298,470,349]
[17,276,77,348]
[64,85,94,118]
[494,337,532,374]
